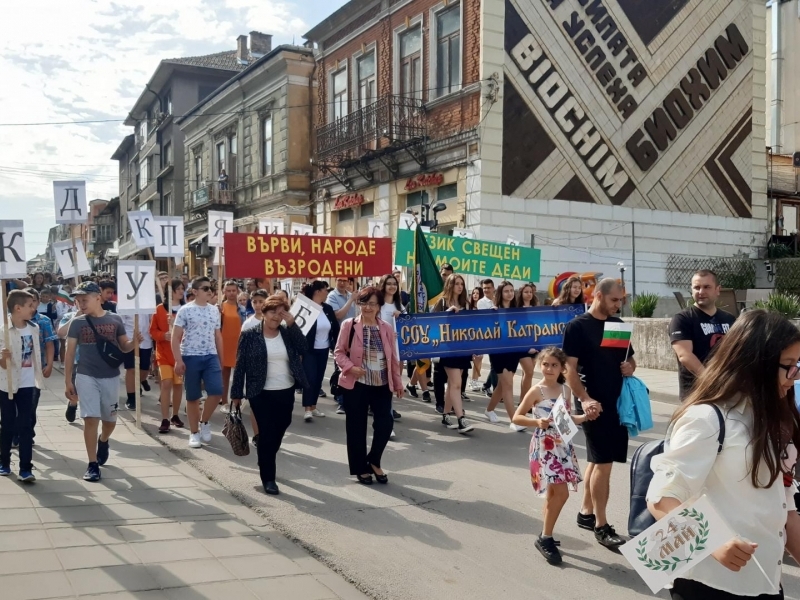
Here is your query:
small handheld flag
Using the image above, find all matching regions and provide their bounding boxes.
[600,322,634,349]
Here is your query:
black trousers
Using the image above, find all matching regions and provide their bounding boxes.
[671,579,783,600]
[433,362,445,410]
[344,383,393,475]
[249,387,295,484]
[1,387,35,471]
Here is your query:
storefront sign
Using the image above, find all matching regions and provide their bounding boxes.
[332,193,364,211]
[395,227,541,281]
[396,304,584,360]
[404,173,444,191]
[223,233,392,278]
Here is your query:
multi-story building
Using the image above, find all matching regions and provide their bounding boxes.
[178,34,315,276]
[112,39,253,266]
[91,197,121,273]
[305,0,483,239]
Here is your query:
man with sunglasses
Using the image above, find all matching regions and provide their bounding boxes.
[172,277,224,449]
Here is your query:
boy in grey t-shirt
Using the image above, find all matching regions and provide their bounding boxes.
[65,282,136,482]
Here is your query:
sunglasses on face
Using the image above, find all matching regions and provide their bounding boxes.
[779,364,800,380]
[196,286,212,292]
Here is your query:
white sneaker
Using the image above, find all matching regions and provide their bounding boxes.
[390,429,396,438]
[335,406,345,415]
[470,379,482,392]
[484,410,499,423]
[509,423,527,432]
[200,423,212,443]
[188,432,202,448]
[304,411,313,421]
[312,409,326,417]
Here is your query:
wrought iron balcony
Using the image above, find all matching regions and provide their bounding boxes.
[316,95,427,166]
[190,183,235,211]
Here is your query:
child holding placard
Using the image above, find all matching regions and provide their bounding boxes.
[512,347,586,566]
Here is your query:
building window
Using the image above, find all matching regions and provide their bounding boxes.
[400,26,422,99]
[139,120,147,140]
[406,190,428,208]
[216,141,226,177]
[360,203,375,218]
[435,3,461,97]
[163,192,172,216]
[437,183,458,201]
[164,93,172,115]
[139,158,148,190]
[262,115,273,176]
[230,134,237,156]
[91,227,97,242]
[338,208,354,222]
[194,154,203,189]
[163,142,172,168]
[332,68,348,121]
[357,53,376,109]
[128,159,134,187]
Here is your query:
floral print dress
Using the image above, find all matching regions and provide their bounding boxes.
[529,386,582,497]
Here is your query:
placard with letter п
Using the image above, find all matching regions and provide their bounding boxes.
[53,181,88,224]
[395,228,541,282]
[0,220,27,279]
[396,304,583,360]
[153,217,184,258]
[289,294,322,336]
[223,233,392,279]
[116,261,157,316]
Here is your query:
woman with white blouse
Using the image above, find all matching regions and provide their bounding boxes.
[647,310,800,600]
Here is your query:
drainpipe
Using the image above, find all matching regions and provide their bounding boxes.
[770,0,783,153]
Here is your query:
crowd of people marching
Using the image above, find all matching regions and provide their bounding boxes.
[3,265,800,599]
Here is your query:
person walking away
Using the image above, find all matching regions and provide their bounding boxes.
[669,269,736,401]
[231,295,308,495]
[648,310,800,599]
[21,288,55,447]
[432,274,474,434]
[64,282,136,482]
[0,290,44,481]
[378,273,403,426]
[327,277,357,410]
[513,348,585,565]
[171,277,224,449]
[150,279,185,433]
[516,283,539,402]
[562,278,633,548]
[477,279,497,397]
[120,312,153,410]
[485,281,528,431]
[335,286,404,484]
[219,280,243,410]
[302,281,339,421]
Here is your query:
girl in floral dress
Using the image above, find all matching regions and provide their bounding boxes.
[512,347,586,565]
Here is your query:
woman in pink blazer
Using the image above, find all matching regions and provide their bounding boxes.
[334,286,404,485]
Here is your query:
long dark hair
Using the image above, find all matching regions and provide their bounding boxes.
[554,276,583,305]
[469,287,483,310]
[163,278,185,310]
[516,283,539,307]
[442,274,468,309]
[672,310,800,488]
[494,281,517,309]
[378,274,402,311]
[302,280,328,299]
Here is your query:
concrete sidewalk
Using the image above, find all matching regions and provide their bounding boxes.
[0,375,369,600]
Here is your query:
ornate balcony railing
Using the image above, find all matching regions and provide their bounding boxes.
[316,95,427,165]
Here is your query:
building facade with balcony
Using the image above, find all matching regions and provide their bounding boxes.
[305,0,483,240]
[178,37,315,277]
[91,197,120,272]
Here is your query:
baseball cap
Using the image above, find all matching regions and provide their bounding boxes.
[73,281,101,295]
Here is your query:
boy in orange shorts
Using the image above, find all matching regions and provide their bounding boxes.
[150,279,185,433]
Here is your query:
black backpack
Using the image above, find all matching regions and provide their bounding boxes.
[628,403,725,537]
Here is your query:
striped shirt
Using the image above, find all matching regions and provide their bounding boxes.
[358,325,388,387]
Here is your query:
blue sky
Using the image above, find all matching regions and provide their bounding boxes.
[0,0,347,260]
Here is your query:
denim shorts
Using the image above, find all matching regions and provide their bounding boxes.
[182,354,223,401]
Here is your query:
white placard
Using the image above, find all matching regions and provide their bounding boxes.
[506,235,520,246]
[280,279,293,295]
[452,228,475,239]
[127,211,155,248]
[116,260,157,316]
[620,495,738,594]
[290,223,314,236]
[258,219,285,235]
[0,220,27,279]
[367,219,387,238]
[153,217,184,258]
[550,396,580,444]
[53,181,88,224]
[420,225,431,232]
[398,213,417,231]
[208,211,234,247]
[53,239,91,278]
[289,294,322,336]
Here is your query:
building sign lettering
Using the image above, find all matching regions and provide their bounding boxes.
[405,173,445,191]
[332,193,365,211]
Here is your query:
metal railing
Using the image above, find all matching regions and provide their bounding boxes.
[190,183,235,210]
[316,95,427,165]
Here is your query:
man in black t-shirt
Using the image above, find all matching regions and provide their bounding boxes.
[669,270,736,400]
[563,278,634,549]
[99,280,117,313]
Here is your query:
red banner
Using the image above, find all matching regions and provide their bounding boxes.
[223,233,393,278]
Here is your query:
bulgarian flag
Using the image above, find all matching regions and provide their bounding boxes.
[56,290,73,306]
[600,322,634,349]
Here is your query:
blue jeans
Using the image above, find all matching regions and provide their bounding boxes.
[1,387,35,471]
[302,348,329,408]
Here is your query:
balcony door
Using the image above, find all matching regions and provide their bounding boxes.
[400,26,422,101]
[357,52,377,149]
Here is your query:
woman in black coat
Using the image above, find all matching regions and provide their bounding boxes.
[301,281,340,421]
[231,295,308,495]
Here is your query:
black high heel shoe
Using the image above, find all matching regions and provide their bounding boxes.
[370,465,388,484]
[356,474,373,485]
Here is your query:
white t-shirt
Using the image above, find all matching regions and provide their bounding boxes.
[121,314,153,350]
[477,297,494,310]
[379,302,400,331]
[174,302,221,356]
[242,315,262,332]
[17,325,35,388]
[313,311,331,350]
[264,334,294,390]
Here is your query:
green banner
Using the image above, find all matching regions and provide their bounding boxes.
[395,228,541,282]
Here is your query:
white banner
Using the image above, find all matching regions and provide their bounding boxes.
[452,228,475,239]
[289,294,322,336]
[0,220,27,279]
[53,181,88,224]
[258,219,284,235]
[620,495,736,594]
[367,219,387,238]
[128,211,155,248]
[289,223,314,236]
[550,396,580,444]
[153,217,184,258]
[208,211,234,247]
[116,260,157,316]
[53,239,91,278]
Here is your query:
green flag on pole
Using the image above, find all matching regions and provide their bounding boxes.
[409,226,444,314]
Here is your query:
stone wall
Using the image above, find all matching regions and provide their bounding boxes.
[625,317,676,371]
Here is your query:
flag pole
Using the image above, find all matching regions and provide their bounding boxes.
[1,282,14,399]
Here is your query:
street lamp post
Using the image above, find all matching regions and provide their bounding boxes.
[617,261,626,316]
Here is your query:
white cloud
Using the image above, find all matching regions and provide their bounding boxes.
[0,0,344,261]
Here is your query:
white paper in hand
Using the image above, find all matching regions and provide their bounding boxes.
[620,495,735,594]
[550,396,580,444]
[289,295,322,336]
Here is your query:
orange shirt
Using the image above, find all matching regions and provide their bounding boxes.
[220,302,242,368]
[150,304,178,366]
